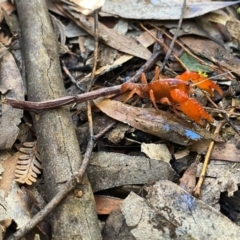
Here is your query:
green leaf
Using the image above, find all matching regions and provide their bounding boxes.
[180,52,212,73]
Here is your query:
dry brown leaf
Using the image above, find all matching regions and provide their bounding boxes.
[140,180,240,239]
[179,161,198,194]
[180,36,240,77]
[226,20,240,40]
[0,44,24,150]
[190,141,240,162]
[65,9,152,60]
[94,98,223,146]
[15,141,42,185]
[0,2,15,22]
[101,0,240,20]
[0,152,21,196]
[95,195,123,214]
[68,0,105,15]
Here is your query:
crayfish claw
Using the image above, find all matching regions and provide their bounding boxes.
[177,71,223,97]
[176,98,213,126]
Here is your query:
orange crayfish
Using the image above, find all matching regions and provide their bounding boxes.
[120,68,223,126]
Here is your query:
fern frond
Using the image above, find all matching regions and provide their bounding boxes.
[15,141,42,185]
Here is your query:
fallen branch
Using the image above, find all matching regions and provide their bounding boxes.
[5,51,161,112]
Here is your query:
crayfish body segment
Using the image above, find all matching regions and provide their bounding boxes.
[120,72,217,126]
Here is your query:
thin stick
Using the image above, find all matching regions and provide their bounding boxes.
[140,23,188,70]
[205,95,240,136]
[4,51,161,112]
[88,9,99,92]
[193,138,216,197]
[61,60,84,91]
[204,107,240,116]
[84,8,98,175]
[160,0,186,71]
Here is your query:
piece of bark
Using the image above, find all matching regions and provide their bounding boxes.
[88,152,175,192]
[15,1,101,239]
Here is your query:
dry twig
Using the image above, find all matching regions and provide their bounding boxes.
[4,51,161,112]
[194,99,237,197]
[140,23,188,70]
[160,0,186,71]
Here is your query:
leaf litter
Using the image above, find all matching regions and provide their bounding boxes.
[1,0,240,239]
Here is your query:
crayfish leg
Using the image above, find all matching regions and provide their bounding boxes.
[153,66,160,81]
[141,73,148,84]
[123,88,138,103]
[159,97,172,106]
[149,89,160,111]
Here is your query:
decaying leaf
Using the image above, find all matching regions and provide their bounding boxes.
[141,143,171,162]
[120,181,240,239]
[65,9,153,60]
[67,0,105,15]
[144,180,240,239]
[94,98,223,146]
[197,161,240,208]
[190,141,240,162]
[15,142,42,185]
[180,36,240,77]
[0,44,24,150]
[179,160,198,194]
[0,151,36,230]
[107,123,130,144]
[203,12,240,41]
[101,0,240,20]
[78,29,156,88]
[226,20,240,40]
[88,152,174,192]
[0,151,21,196]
